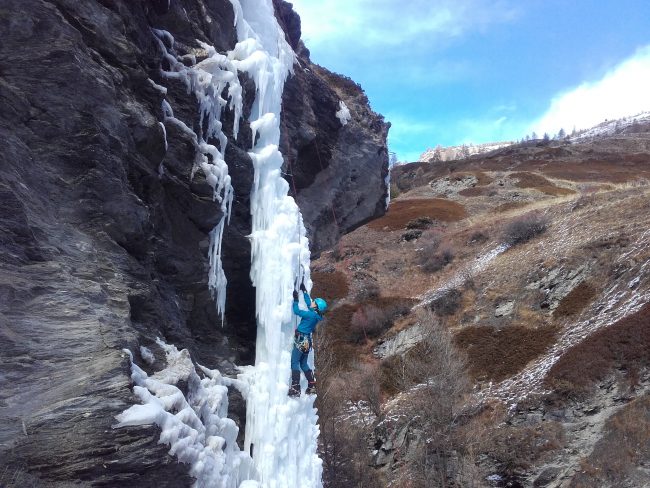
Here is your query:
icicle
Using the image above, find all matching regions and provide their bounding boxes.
[153,29,242,322]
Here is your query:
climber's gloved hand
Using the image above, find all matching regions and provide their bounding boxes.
[293,290,299,301]
[299,281,307,292]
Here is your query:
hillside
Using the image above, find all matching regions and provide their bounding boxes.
[311,120,650,487]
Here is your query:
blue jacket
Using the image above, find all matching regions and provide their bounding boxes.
[293,291,323,334]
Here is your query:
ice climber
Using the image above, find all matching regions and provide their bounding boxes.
[289,282,327,397]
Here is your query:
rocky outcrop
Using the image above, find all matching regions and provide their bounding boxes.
[276,4,390,252]
[0,0,388,485]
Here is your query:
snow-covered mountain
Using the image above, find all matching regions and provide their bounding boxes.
[419,140,515,163]
[568,111,650,141]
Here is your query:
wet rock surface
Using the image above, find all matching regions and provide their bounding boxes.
[0,0,388,485]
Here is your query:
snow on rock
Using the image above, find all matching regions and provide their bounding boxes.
[140,346,156,365]
[335,100,351,126]
[114,339,254,487]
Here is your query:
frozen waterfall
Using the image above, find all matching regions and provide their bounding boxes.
[117,1,323,487]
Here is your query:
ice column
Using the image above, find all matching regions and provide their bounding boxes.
[227,1,322,487]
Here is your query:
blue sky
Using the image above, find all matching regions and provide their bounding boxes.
[289,0,650,161]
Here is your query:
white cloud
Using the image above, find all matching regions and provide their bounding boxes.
[531,45,650,135]
[289,0,518,49]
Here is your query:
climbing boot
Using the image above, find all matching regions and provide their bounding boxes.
[305,370,316,395]
[289,370,301,397]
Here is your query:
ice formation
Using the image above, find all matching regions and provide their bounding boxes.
[153,29,237,321]
[115,340,254,487]
[118,1,323,486]
[335,100,351,126]
[226,1,322,486]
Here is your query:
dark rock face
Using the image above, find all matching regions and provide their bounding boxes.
[280,44,390,253]
[0,0,388,485]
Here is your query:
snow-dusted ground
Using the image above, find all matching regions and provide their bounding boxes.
[417,244,508,308]
[116,1,323,486]
[480,226,650,407]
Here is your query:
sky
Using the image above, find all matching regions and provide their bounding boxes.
[289,0,650,162]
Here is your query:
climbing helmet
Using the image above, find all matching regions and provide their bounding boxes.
[314,298,328,313]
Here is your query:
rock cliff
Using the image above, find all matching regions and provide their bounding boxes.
[0,0,388,485]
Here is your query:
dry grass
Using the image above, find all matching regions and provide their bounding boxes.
[544,158,650,184]
[511,172,575,196]
[368,199,467,231]
[495,201,528,213]
[455,325,559,382]
[553,282,597,319]
[323,296,416,368]
[311,271,349,302]
[545,303,650,397]
[488,421,566,475]
[458,187,491,197]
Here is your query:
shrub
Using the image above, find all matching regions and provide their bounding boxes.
[468,231,488,245]
[401,229,422,241]
[503,213,548,246]
[489,422,565,475]
[406,217,434,230]
[418,246,454,273]
[570,396,650,487]
[429,288,462,316]
[348,298,414,344]
[354,281,380,302]
[380,310,468,395]
[350,305,391,343]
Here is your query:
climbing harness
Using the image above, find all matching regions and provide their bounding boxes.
[294,332,312,353]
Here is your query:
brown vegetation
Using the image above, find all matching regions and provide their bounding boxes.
[489,422,565,475]
[322,297,416,368]
[495,201,528,213]
[511,171,575,196]
[455,325,559,382]
[458,186,491,197]
[553,281,597,318]
[545,303,650,396]
[503,213,548,246]
[418,247,454,273]
[311,271,349,302]
[381,312,472,487]
[367,199,467,231]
